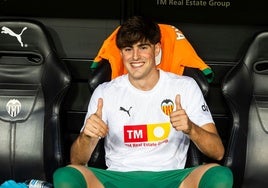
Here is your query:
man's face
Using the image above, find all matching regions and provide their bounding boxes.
[120,41,161,80]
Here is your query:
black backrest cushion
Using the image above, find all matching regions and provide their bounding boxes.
[0,19,70,183]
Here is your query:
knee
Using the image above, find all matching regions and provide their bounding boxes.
[53,166,87,188]
[53,167,68,183]
[199,166,233,188]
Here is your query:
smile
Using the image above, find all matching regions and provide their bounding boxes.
[130,61,144,68]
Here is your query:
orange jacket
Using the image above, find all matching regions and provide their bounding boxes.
[92,24,214,82]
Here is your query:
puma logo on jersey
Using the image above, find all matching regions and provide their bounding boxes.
[120,106,132,117]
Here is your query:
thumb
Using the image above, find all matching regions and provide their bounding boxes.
[175,94,182,110]
[95,98,103,118]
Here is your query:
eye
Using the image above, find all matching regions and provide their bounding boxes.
[123,47,132,52]
[140,45,149,50]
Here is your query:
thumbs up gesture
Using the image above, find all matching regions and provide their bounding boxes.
[170,94,193,134]
[83,98,109,139]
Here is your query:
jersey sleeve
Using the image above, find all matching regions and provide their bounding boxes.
[183,78,214,126]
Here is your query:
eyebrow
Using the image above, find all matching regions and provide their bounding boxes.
[122,42,151,49]
[137,42,151,47]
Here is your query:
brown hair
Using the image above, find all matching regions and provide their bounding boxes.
[116,16,161,49]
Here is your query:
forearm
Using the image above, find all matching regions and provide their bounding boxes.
[188,122,225,161]
[70,132,99,165]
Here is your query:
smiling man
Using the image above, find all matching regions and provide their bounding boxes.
[53,16,233,188]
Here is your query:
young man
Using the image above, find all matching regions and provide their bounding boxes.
[53,16,233,188]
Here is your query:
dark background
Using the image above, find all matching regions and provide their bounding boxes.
[1,0,268,24]
[1,0,268,172]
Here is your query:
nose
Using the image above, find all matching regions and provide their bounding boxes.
[133,48,140,60]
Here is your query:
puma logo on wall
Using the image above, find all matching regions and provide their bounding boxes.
[1,26,27,47]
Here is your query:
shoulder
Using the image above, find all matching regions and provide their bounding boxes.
[161,69,196,84]
[160,70,201,95]
[95,74,128,92]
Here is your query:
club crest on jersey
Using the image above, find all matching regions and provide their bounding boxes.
[161,99,174,116]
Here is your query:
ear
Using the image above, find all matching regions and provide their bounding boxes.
[154,42,161,57]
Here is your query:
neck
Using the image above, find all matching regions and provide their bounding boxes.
[129,69,160,91]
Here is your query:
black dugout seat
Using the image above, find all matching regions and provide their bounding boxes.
[222,31,268,188]
[0,19,71,183]
[88,59,209,169]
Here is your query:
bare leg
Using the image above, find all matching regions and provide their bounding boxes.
[179,163,219,188]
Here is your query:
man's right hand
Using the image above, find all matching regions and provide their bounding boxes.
[82,98,109,139]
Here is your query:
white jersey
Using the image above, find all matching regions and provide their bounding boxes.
[84,70,214,171]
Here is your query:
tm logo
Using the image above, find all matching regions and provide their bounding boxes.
[1,26,28,47]
[124,123,170,143]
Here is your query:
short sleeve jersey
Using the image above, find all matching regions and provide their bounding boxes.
[84,70,214,172]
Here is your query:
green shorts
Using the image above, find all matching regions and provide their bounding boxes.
[89,167,197,188]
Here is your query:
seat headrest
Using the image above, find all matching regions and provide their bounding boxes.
[244,32,268,68]
[243,32,268,94]
[0,20,52,57]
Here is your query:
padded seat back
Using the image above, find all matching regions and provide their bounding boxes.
[222,31,268,188]
[0,20,70,183]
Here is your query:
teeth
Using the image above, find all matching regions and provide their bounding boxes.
[131,62,143,67]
